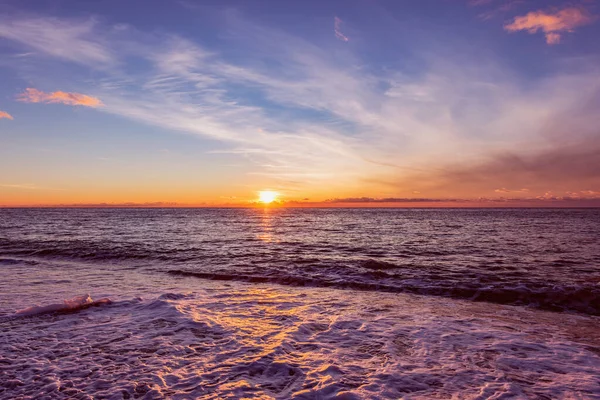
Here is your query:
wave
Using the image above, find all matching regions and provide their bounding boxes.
[167,269,600,316]
[0,257,39,266]
[14,294,112,317]
[0,238,182,263]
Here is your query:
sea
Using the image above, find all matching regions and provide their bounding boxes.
[1,208,599,399]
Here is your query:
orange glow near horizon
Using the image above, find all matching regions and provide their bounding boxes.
[1,187,600,209]
[258,191,279,204]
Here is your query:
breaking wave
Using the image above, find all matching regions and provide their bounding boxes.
[168,265,600,315]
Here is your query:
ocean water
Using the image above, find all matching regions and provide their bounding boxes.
[1,208,599,399]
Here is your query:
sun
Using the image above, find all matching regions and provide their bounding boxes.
[258,190,279,204]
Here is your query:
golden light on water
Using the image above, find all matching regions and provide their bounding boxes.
[258,190,279,204]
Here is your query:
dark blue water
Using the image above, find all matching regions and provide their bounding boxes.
[1,208,599,314]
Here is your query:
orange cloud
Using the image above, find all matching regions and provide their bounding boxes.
[0,110,13,120]
[17,88,102,107]
[504,8,593,44]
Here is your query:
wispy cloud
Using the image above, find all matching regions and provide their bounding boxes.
[472,0,524,21]
[0,17,114,65]
[51,202,180,208]
[0,183,66,191]
[469,0,494,6]
[494,188,529,193]
[0,110,13,120]
[326,197,447,203]
[504,7,594,44]
[0,183,38,190]
[334,16,349,42]
[565,190,600,198]
[17,88,103,107]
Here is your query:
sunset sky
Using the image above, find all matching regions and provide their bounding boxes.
[1,0,599,206]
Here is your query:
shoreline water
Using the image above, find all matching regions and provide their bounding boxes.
[2,267,600,399]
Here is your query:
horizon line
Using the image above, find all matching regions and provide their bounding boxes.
[2,205,599,209]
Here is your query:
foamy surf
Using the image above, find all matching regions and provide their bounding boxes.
[1,280,599,399]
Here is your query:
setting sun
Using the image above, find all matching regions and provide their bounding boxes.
[258,191,279,204]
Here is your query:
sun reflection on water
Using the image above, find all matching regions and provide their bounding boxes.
[257,208,277,243]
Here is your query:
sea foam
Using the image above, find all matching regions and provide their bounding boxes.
[2,281,599,399]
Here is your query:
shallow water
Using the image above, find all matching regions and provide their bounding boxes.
[2,264,599,399]
[1,208,599,398]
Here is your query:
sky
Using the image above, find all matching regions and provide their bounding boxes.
[1,0,599,207]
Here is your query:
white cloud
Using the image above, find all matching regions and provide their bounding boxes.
[0,17,114,65]
[334,16,349,42]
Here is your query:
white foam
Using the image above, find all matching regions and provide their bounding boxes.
[2,278,599,399]
[15,294,112,316]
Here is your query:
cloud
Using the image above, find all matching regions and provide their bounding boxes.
[474,1,525,21]
[545,32,561,45]
[0,183,37,190]
[469,0,494,5]
[581,190,600,196]
[0,183,66,191]
[494,188,529,193]
[326,197,447,203]
[504,7,594,44]
[52,202,180,208]
[0,17,113,65]
[17,88,103,107]
[0,111,13,120]
[377,137,600,199]
[314,195,600,207]
[334,16,349,42]
[565,190,600,198]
